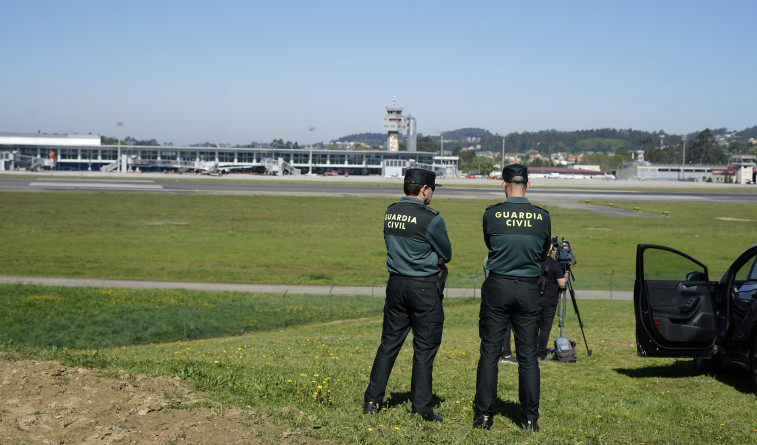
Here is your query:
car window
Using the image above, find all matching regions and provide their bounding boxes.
[643,248,707,281]
[732,254,757,302]
[733,254,757,282]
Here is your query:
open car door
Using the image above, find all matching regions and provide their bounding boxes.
[634,244,717,358]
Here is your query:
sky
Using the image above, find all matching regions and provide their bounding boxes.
[2,1,756,146]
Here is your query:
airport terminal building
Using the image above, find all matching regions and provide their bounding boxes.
[0,132,459,177]
[615,157,756,184]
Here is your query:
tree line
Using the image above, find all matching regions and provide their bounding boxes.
[642,129,751,165]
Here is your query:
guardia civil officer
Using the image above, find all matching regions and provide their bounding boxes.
[500,243,568,362]
[364,168,452,422]
[473,163,551,432]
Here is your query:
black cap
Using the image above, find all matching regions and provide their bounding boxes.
[502,163,529,183]
[404,168,441,187]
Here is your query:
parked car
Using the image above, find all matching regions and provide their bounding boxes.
[633,243,757,392]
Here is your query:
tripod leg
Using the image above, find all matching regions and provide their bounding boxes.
[566,280,592,356]
[557,289,567,338]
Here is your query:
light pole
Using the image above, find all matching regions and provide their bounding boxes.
[681,135,686,180]
[502,133,506,169]
[308,127,315,175]
[116,121,123,173]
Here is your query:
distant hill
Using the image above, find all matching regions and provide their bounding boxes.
[327,125,755,155]
[735,126,757,140]
[334,132,385,147]
[469,128,661,154]
[428,128,493,142]
[175,125,754,152]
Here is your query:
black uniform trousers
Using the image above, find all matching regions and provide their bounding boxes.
[537,303,558,358]
[474,273,540,423]
[364,275,444,415]
[501,303,556,359]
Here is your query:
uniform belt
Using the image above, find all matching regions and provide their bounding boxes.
[390,272,438,282]
[489,272,539,283]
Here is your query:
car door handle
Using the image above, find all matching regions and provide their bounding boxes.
[681,296,698,312]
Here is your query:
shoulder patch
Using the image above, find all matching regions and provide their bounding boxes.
[423,205,440,215]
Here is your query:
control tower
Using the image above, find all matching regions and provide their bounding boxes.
[382,96,408,152]
[406,114,417,152]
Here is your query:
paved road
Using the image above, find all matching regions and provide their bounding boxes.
[0,275,633,300]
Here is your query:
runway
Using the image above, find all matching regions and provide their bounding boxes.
[1,173,755,217]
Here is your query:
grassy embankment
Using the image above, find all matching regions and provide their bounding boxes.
[3,297,757,444]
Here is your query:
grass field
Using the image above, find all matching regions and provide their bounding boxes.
[0,284,385,349]
[1,191,755,290]
[4,294,757,444]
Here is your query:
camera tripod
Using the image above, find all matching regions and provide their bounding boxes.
[557,263,592,357]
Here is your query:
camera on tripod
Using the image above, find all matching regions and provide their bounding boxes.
[552,236,577,266]
[551,236,592,358]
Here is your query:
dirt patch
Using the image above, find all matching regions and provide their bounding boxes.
[716,217,751,222]
[310,317,369,327]
[0,353,329,444]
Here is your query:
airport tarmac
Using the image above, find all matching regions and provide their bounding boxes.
[3,168,756,189]
[2,171,755,218]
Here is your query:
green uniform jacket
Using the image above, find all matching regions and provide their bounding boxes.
[483,197,551,278]
[384,197,452,277]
